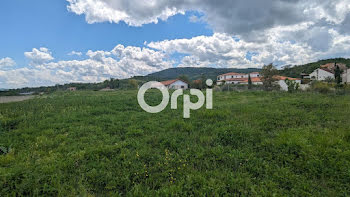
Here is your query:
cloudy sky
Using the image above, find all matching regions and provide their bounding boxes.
[1,0,350,88]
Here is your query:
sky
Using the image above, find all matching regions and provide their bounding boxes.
[0,0,350,89]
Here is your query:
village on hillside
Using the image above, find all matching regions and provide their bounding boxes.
[158,62,350,92]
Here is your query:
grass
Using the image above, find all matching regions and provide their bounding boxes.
[1,90,350,196]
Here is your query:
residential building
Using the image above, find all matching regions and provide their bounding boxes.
[217,72,302,91]
[160,79,189,89]
[217,72,261,85]
[309,68,334,81]
[274,76,302,91]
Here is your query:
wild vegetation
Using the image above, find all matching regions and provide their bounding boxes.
[1,90,350,196]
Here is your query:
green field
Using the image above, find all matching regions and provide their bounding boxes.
[1,91,350,196]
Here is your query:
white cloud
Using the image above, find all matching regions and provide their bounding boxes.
[24,48,54,66]
[1,45,173,89]
[0,57,16,68]
[65,0,350,68]
[65,0,350,35]
[68,51,83,56]
[66,0,184,26]
[148,31,350,68]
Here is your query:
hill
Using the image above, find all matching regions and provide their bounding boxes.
[279,58,350,78]
[147,67,261,81]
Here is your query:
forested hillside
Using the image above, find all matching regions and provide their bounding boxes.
[147,67,261,81]
[279,58,350,78]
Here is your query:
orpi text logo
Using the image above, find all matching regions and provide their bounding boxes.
[137,80,213,118]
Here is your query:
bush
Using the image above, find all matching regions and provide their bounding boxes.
[310,81,334,94]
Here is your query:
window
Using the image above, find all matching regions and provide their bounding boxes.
[181,86,185,89]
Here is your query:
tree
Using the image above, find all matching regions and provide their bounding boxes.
[261,63,278,91]
[200,74,207,89]
[334,64,342,85]
[128,79,138,89]
[285,79,300,93]
[191,79,203,89]
[248,74,252,89]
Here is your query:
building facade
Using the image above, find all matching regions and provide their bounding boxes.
[309,68,334,81]
[217,72,261,85]
[161,79,189,90]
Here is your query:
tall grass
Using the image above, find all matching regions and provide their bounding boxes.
[0,91,350,196]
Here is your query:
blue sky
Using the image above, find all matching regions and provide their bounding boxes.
[0,0,211,67]
[0,0,349,88]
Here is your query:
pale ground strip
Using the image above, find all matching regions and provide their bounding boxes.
[0,96,35,104]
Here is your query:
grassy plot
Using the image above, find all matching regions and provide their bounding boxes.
[0,91,350,196]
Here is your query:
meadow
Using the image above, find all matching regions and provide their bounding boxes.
[0,90,350,196]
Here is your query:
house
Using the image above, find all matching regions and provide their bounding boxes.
[309,68,334,81]
[274,76,302,91]
[160,79,189,90]
[217,72,300,91]
[67,87,77,91]
[217,72,261,85]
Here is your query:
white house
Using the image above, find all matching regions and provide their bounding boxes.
[309,68,334,81]
[275,76,302,91]
[342,69,350,84]
[217,72,261,85]
[161,79,189,89]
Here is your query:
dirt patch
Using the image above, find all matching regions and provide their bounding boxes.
[0,96,35,104]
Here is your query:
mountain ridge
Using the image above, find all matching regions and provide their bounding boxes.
[146,67,261,81]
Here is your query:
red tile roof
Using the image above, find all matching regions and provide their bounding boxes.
[249,77,262,82]
[160,79,187,86]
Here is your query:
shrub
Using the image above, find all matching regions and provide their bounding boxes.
[285,79,300,93]
[310,81,333,94]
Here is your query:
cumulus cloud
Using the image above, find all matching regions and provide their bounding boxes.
[0,45,172,89]
[0,57,16,68]
[65,0,350,65]
[148,31,350,68]
[24,47,54,66]
[66,0,350,35]
[67,0,184,26]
